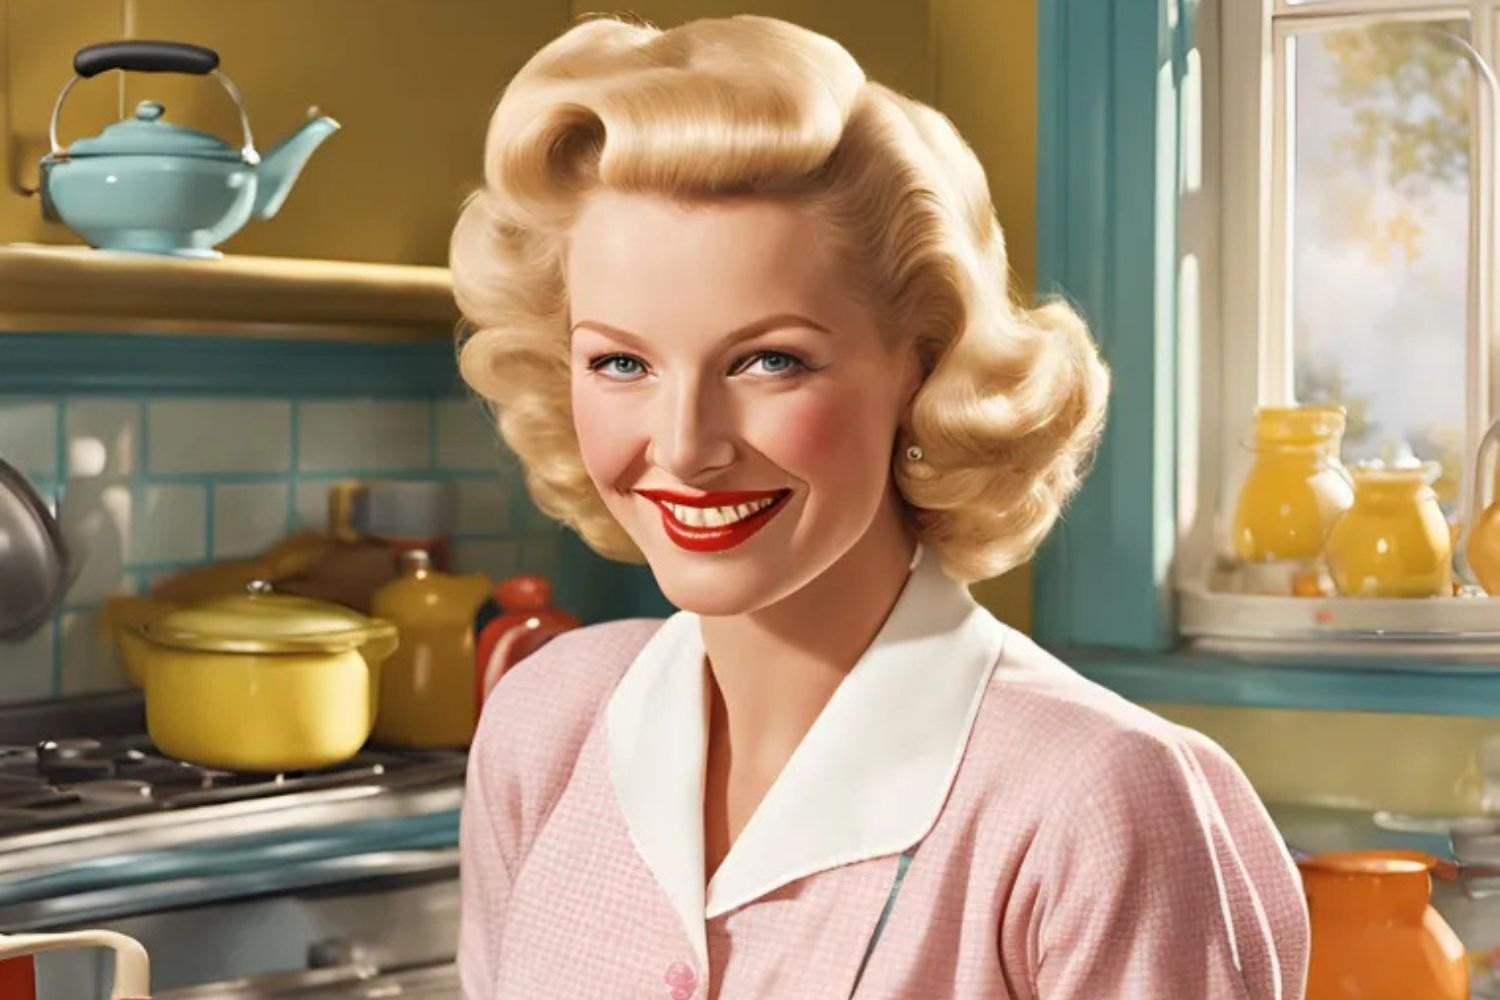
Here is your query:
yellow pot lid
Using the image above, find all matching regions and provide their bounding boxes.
[137,580,397,655]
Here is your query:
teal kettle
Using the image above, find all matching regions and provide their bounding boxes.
[31,41,340,258]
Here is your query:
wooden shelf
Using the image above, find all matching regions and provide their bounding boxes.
[0,244,460,343]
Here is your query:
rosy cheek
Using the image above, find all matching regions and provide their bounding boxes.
[572,382,641,488]
[753,393,871,476]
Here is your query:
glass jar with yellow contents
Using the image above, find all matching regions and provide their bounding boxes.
[1326,461,1453,598]
[1231,406,1355,591]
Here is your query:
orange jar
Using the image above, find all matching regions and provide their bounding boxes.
[1233,406,1354,566]
[1298,850,1467,1000]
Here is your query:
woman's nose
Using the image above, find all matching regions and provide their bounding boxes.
[647,378,736,481]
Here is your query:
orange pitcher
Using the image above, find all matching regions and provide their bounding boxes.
[1298,850,1467,999]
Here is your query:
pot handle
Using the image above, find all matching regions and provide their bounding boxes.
[360,631,400,667]
[0,930,149,998]
[43,40,259,166]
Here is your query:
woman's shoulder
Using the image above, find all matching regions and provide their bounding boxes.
[473,617,667,766]
[979,628,1187,744]
[495,618,667,699]
[969,628,1252,807]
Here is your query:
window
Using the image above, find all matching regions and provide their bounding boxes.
[1179,0,1500,653]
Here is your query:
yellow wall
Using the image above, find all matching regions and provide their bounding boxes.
[0,0,571,260]
[931,0,1037,630]
[0,0,1037,628]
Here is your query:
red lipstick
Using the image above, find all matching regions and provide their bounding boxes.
[635,488,791,553]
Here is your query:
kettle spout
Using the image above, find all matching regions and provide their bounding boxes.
[252,114,341,220]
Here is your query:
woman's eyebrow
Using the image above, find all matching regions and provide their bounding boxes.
[569,313,833,347]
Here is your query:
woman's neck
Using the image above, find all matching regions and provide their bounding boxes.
[697,490,918,770]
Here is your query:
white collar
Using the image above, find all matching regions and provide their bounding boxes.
[605,545,1009,973]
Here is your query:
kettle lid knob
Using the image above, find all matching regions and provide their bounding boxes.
[133,100,165,122]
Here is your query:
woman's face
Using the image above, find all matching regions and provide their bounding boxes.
[567,191,918,616]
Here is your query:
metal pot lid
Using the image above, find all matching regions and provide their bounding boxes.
[138,580,396,655]
[0,461,70,642]
[65,100,241,160]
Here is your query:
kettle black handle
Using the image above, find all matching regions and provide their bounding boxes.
[45,40,256,163]
[73,40,219,79]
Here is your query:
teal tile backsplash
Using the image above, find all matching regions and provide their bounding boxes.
[0,330,674,705]
[0,392,569,704]
[0,399,58,479]
[148,400,293,474]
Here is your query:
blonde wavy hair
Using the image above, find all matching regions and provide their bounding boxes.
[451,13,1109,583]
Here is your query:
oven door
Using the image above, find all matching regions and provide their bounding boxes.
[154,961,460,998]
[30,849,459,998]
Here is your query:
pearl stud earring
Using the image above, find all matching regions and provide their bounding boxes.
[905,444,924,462]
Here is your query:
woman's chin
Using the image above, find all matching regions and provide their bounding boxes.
[657,577,764,617]
[646,554,785,617]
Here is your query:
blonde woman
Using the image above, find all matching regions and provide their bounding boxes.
[452,14,1308,1000]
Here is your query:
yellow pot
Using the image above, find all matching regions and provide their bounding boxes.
[122,581,398,772]
[100,595,177,688]
[1326,463,1452,598]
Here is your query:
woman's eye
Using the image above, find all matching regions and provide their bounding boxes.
[588,354,648,381]
[733,350,808,378]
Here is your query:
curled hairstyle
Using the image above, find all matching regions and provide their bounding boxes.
[452,14,1109,583]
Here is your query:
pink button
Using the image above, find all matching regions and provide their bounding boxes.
[664,960,697,998]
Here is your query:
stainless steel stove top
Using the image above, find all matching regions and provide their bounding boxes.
[0,736,467,838]
[0,696,469,994]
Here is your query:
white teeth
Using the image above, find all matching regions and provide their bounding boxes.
[660,495,779,529]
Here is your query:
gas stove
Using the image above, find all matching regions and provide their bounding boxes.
[0,695,469,996]
[0,736,466,838]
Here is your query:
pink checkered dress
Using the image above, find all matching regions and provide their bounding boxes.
[458,553,1309,999]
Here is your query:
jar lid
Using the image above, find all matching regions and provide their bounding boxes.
[1253,405,1346,443]
[1350,459,1440,485]
[1297,849,1435,876]
[137,580,396,655]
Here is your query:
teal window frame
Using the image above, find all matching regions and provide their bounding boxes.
[1032,0,1500,716]
[1034,0,1181,655]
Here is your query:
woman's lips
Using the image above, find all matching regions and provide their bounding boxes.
[635,488,791,553]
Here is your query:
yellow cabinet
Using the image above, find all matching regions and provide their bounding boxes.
[0,0,567,264]
[1,0,125,245]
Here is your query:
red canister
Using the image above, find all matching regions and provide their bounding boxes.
[474,576,580,719]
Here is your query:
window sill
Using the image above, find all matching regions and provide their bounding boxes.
[1178,580,1500,656]
[1057,642,1500,717]
[0,244,458,343]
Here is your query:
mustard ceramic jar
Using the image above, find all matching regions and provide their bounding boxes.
[1325,462,1452,598]
[122,581,398,772]
[1232,406,1354,568]
[370,551,490,749]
